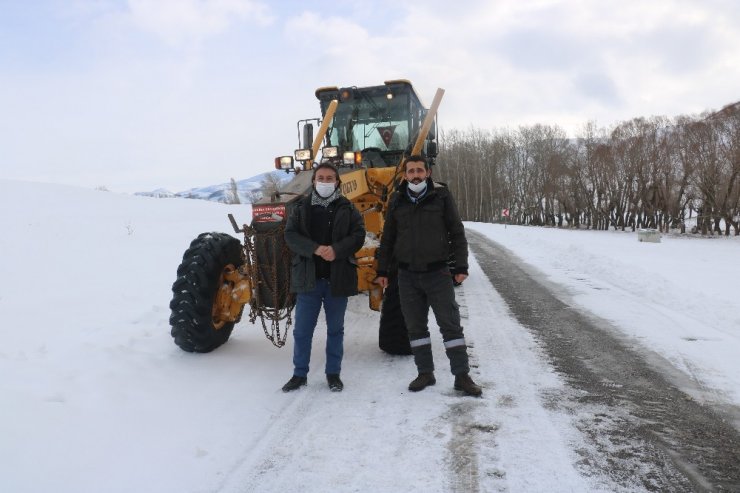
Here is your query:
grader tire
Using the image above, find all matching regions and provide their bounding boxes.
[378,267,412,355]
[169,232,244,353]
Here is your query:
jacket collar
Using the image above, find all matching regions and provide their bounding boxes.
[303,192,347,207]
[398,177,436,203]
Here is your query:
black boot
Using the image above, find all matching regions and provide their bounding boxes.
[408,372,436,392]
[327,374,344,392]
[282,375,307,392]
[454,373,482,397]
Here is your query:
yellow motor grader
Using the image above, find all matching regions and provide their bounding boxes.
[169,80,443,353]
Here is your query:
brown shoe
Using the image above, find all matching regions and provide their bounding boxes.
[454,373,482,397]
[408,372,436,392]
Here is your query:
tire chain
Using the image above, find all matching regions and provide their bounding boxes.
[240,224,295,348]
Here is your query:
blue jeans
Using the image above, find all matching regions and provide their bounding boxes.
[292,279,349,378]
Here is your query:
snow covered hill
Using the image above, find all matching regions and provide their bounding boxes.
[1,179,738,493]
[135,171,293,203]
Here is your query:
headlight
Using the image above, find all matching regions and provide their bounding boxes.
[294,148,313,162]
[322,146,338,158]
[275,156,294,170]
[343,151,356,165]
[339,87,354,102]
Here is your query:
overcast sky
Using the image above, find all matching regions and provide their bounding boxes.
[2,0,739,193]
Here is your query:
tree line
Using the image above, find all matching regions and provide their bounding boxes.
[434,101,740,236]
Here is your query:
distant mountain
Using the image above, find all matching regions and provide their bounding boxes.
[135,171,293,203]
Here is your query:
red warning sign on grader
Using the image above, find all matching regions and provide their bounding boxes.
[252,204,286,223]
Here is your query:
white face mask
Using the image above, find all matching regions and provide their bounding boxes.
[315,182,337,198]
[407,180,427,194]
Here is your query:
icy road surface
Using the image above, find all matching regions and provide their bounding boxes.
[3,181,738,493]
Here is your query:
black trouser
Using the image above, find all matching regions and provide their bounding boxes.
[397,267,469,375]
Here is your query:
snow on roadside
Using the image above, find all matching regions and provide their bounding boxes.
[466,222,740,409]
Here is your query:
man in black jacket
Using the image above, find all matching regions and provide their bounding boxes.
[282,164,366,392]
[375,155,482,397]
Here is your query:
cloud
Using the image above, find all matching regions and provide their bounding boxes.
[574,71,622,107]
[498,28,586,72]
[633,25,719,74]
[126,0,274,46]
[3,0,739,192]
[283,12,413,86]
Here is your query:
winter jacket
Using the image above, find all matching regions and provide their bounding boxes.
[285,193,366,297]
[377,178,468,276]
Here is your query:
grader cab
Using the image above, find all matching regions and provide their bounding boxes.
[169,80,443,353]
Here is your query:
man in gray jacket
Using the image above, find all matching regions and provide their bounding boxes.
[282,164,366,392]
[375,155,482,397]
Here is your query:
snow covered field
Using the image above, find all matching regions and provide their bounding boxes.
[465,221,740,409]
[1,180,738,493]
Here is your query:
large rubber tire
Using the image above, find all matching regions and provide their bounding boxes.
[378,267,412,355]
[169,232,244,353]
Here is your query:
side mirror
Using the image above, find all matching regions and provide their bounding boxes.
[427,118,437,140]
[426,141,438,158]
[302,123,314,150]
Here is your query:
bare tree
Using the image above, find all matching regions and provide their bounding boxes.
[433,99,738,236]
[256,172,287,202]
[708,103,740,235]
[227,178,241,204]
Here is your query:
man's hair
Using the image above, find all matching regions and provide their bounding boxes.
[312,163,340,182]
[403,155,429,171]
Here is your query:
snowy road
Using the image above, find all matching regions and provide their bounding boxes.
[216,233,740,493]
[468,230,740,492]
[4,182,739,493]
[218,246,602,492]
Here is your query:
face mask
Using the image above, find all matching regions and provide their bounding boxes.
[315,182,337,198]
[407,180,427,194]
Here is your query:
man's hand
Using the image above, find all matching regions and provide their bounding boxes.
[320,246,336,261]
[374,276,389,289]
[453,273,468,284]
[314,245,336,261]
